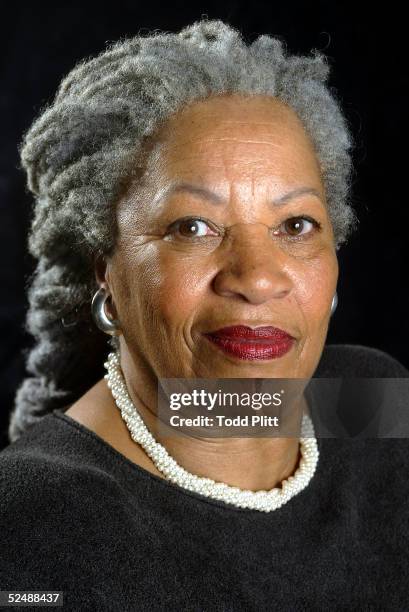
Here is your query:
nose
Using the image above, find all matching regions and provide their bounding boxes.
[212,222,293,305]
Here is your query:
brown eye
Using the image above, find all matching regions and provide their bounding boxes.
[178,219,207,237]
[285,218,312,236]
[272,216,320,238]
[165,217,218,241]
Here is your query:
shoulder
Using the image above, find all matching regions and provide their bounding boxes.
[314,343,409,377]
[0,431,80,585]
[0,440,111,603]
[0,411,125,519]
[0,413,135,587]
[0,420,92,514]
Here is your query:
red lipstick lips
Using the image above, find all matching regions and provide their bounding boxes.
[203,325,295,361]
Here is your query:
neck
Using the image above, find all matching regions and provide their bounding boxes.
[118,348,306,492]
[165,434,302,491]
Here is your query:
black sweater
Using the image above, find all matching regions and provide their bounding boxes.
[1,344,409,611]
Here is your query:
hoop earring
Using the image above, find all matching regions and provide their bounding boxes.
[91,287,122,336]
[330,291,338,317]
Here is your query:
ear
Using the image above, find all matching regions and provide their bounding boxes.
[93,254,118,319]
[94,254,109,289]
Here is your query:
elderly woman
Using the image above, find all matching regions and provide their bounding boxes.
[1,18,408,610]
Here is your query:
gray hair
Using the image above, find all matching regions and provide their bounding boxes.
[9,18,358,443]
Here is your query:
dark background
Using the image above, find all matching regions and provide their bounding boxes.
[1,2,408,449]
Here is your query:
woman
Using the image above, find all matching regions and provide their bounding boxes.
[1,18,408,610]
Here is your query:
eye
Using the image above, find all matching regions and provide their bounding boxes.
[273,216,321,239]
[164,216,219,241]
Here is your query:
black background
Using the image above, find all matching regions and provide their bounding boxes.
[1,2,408,449]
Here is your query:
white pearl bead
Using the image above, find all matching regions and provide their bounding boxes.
[104,351,320,512]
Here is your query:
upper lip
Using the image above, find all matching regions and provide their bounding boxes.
[203,324,295,340]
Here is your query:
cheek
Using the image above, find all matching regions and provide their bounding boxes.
[155,254,210,328]
[290,250,337,325]
[124,246,210,330]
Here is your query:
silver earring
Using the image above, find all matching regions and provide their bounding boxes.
[91,287,121,336]
[330,291,338,317]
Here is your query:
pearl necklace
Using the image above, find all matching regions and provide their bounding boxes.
[104,351,320,512]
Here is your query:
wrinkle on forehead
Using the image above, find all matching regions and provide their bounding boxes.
[118,93,324,218]
[161,139,289,152]
[161,93,304,134]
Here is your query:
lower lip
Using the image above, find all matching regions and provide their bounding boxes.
[203,334,295,361]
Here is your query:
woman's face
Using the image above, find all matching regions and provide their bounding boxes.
[101,94,338,380]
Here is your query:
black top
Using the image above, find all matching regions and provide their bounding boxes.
[1,344,409,611]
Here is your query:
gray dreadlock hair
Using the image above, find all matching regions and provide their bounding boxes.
[9,18,359,443]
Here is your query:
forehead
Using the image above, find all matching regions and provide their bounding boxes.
[151,94,322,184]
[163,93,303,133]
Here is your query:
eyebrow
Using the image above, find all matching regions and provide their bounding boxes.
[153,182,323,207]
